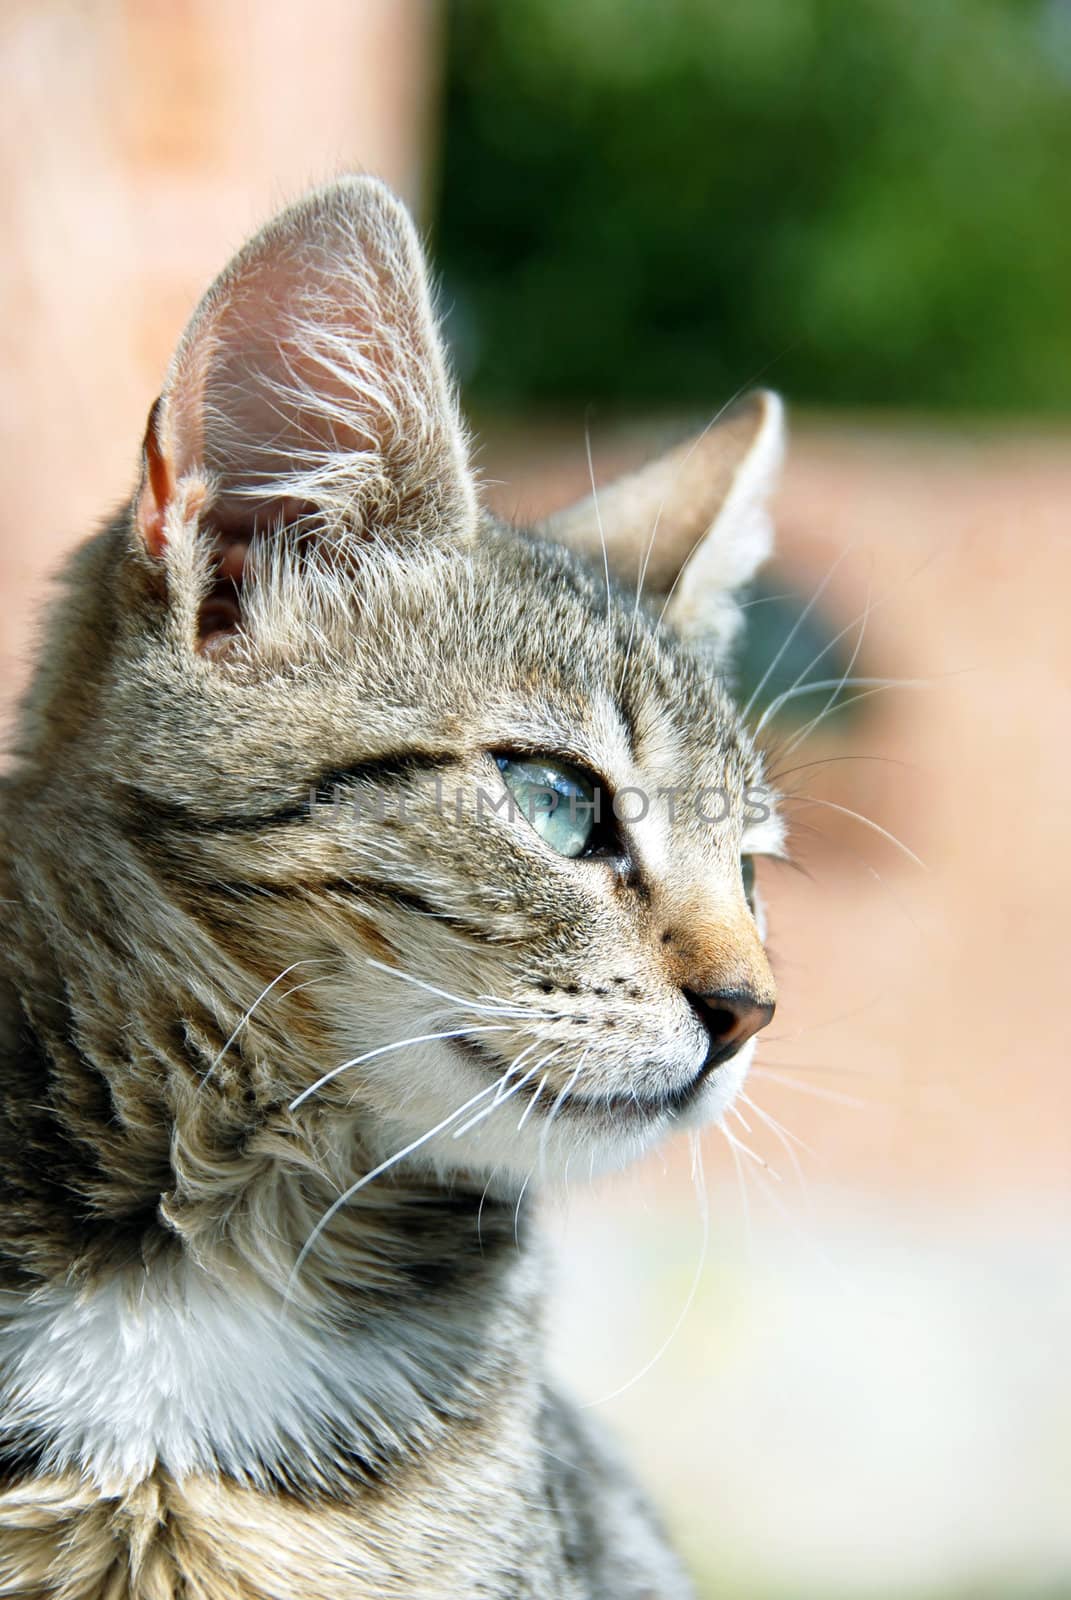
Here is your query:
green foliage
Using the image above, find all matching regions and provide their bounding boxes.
[437,0,1071,414]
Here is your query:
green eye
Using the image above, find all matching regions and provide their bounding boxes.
[741,854,757,909]
[495,755,602,859]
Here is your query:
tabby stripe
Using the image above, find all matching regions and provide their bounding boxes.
[213,876,494,943]
[0,1439,46,1486]
[124,751,452,835]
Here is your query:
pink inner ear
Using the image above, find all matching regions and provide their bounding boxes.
[135,399,248,652]
[216,540,248,585]
[196,536,249,654]
[131,179,475,657]
[136,400,175,561]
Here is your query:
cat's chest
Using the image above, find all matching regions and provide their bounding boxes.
[0,1263,583,1598]
[0,1258,523,1496]
[0,1286,574,1598]
[0,1458,577,1600]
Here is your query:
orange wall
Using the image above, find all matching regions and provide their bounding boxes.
[0,0,441,703]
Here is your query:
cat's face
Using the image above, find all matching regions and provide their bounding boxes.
[110,178,783,1187]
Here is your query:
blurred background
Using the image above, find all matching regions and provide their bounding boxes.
[1,2,1068,1594]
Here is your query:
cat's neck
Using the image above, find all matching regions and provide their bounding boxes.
[0,1202,540,1496]
[0,866,541,1496]
[0,817,494,1277]
[0,1001,540,1496]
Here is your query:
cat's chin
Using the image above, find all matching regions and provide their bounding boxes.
[405,1035,758,1187]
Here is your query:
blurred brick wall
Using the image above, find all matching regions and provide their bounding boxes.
[0,0,441,710]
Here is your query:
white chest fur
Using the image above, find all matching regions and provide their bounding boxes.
[0,1262,450,1491]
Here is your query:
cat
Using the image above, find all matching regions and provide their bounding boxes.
[0,176,784,1598]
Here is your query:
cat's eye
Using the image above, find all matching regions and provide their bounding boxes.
[741,854,757,909]
[494,755,612,859]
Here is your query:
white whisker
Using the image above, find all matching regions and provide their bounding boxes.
[756,674,916,732]
[738,1090,814,1158]
[623,379,764,693]
[720,1123,782,1180]
[800,573,874,743]
[287,1071,513,1300]
[781,793,925,869]
[476,1167,500,1248]
[742,550,849,720]
[365,958,538,1018]
[517,1074,549,1131]
[513,1170,533,1246]
[583,1134,709,1409]
[755,542,944,738]
[780,680,926,755]
[289,1025,513,1111]
[492,1043,540,1105]
[202,960,327,1088]
[730,1105,753,1135]
[753,578,876,735]
[750,1067,868,1109]
[584,420,614,683]
[538,1050,589,1163]
[738,1089,813,1206]
[451,1057,549,1140]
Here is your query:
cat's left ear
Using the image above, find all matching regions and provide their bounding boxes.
[134,176,475,600]
[539,391,784,655]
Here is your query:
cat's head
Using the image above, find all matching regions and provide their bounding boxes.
[47,179,787,1189]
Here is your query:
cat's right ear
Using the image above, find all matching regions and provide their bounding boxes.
[133,177,475,644]
[538,391,784,659]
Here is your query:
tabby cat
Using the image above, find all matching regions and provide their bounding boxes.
[0,177,784,1598]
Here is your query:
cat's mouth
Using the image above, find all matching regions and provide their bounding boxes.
[449,1037,712,1121]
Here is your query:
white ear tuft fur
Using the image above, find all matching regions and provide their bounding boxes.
[135,177,475,563]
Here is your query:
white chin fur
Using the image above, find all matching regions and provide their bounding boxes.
[676,1034,756,1130]
[390,1036,756,1189]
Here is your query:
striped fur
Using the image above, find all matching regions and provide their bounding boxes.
[0,178,785,1596]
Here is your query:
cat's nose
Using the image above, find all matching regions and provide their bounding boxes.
[683,988,775,1067]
